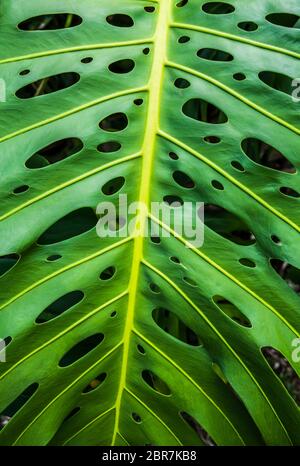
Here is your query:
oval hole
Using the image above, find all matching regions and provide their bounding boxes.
[262,347,300,405]
[0,253,20,277]
[152,307,202,346]
[102,177,125,195]
[270,259,300,295]
[197,48,233,61]
[202,2,235,14]
[106,14,134,27]
[59,334,104,367]
[38,207,98,245]
[97,141,121,153]
[238,21,258,31]
[35,291,84,324]
[266,13,300,28]
[16,72,80,99]
[182,98,228,124]
[258,71,295,97]
[100,266,116,280]
[99,113,128,132]
[163,195,183,206]
[241,137,295,173]
[173,171,195,189]
[180,412,216,446]
[26,138,83,169]
[109,59,135,74]
[213,295,252,327]
[204,204,255,245]
[0,383,39,430]
[174,78,190,89]
[82,373,107,393]
[18,14,82,30]
[142,369,171,395]
[280,187,300,198]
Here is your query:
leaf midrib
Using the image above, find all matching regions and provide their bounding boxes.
[110,0,172,446]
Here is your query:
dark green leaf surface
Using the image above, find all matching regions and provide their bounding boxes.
[0,0,299,446]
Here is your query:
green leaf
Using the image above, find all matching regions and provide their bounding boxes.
[0,0,299,446]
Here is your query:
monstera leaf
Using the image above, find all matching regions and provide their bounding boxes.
[0,0,299,446]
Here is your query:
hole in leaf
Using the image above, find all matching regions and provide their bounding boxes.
[270,259,300,294]
[204,135,220,144]
[182,98,228,124]
[0,383,39,430]
[183,276,198,287]
[266,13,300,28]
[213,296,252,327]
[13,185,29,194]
[238,21,258,31]
[280,187,300,198]
[174,78,190,89]
[173,171,195,189]
[176,0,189,6]
[211,180,224,190]
[47,254,62,262]
[204,204,255,245]
[241,138,295,173]
[18,14,82,30]
[59,333,104,367]
[97,141,121,153]
[16,72,80,99]
[239,258,256,268]
[262,347,300,405]
[26,138,83,168]
[150,235,161,244]
[38,208,98,245]
[100,266,116,280]
[202,2,235,14]
[144,6,155,13]
[259,71,295,97]
[82,373,107,393]
[163,195,183,206]
[143,48,150,55]
[101,177,125,195]
[150,283,160,293]
[142,370,171,395]
[134,98,144,106]
[178,36,190,43]
[169,151,179,160]
[180,412,216,446]
[152,307,202,346]
[137,344,146,354]
[106,14,134,27]
[19,69,30,76]
[231,160,245,172]
[99,113,128,132]
[197,48,234,61]
[170,256,181,264]
[233,73,246,81]
[108,59,135,74]
[0,254,20,277]
[35,291,84,324]
[81,57,93,64]
[132,412,142,423]
[271,235,281,245]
